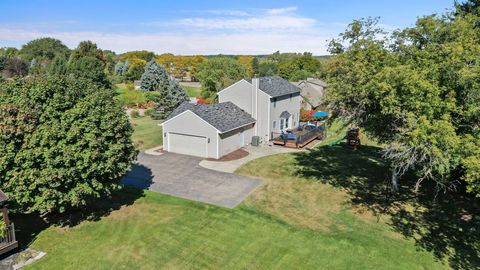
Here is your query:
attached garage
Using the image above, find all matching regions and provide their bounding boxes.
[168,133,207,157]
[161,102,256,159]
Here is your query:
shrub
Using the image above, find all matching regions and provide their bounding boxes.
[130,109,140,118]
[300,108,314,122]
[144,108,155,116]
[125,82,135,91]
[144,91,160,102]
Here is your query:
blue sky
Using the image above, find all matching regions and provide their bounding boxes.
[0,0,455,55]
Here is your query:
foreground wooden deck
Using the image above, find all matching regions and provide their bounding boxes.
[0,223,18,255]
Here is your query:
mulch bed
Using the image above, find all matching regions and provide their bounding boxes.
[207,148,249,161]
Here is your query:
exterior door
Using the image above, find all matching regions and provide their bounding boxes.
[168,133,207,157]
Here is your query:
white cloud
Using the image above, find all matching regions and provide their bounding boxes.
[0,26,335,55]
[0,6,350,55]
[154,6,314,31]
[206,9,251,16]
[176,16,315,30]
[266,6,297,15]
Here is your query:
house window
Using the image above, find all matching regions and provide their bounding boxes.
[273,98,277,108]
[280,119,284,130]
[285,117,289,129]
[273,121,276,129]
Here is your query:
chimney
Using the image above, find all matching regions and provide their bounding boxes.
[251,76,259,136]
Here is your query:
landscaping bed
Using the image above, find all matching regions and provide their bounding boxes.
[207,148,249,161]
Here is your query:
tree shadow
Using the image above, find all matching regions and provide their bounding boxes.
[3,164,153,259]
[294,143,480,270]
[121,164,154,190]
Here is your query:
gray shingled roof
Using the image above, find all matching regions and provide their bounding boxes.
[166,102,256,133]
[0,190,9,207]
[247,76,301,98]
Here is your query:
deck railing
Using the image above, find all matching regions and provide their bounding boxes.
[296,127,324,145]
[272,126,324,148]
[0,223,17,254]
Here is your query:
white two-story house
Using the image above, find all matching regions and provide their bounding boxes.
[217,76,301,143]
[161,76,301,158]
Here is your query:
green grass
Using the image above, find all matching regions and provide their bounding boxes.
[182,85,201,97]
[24,188,446,270]
[131,116,163,150]
[19,139,453,269]
[115,83,146,108]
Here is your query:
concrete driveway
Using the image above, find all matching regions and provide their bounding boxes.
[122,152,262,208]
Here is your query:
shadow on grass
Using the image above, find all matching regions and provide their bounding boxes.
[7,186,147,257]
[294,143,480,270]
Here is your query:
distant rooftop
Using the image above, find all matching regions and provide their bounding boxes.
[166,102,256,133]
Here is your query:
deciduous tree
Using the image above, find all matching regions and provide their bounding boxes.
[196,57,247,100]
[0,76,136,214]
[325,13,480,196]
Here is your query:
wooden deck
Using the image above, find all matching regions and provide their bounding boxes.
[273,130,324,148]
[0,223,18,255]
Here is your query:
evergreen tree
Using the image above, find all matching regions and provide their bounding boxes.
[140,59,168,91]
[151,80,189,120]
[167,79,189,105]
[114,61,124,75]
[151,91,176,120]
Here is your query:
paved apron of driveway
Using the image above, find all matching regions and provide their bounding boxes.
[122,152,262,208]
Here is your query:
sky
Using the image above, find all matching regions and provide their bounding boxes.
[0,0,456,55]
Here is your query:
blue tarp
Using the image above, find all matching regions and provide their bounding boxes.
[312,111,329,117]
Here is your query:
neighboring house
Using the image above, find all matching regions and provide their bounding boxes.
[292,78,328,110]
[161,76,301,158]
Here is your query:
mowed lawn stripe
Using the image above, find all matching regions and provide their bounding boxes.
[25,189,447,270]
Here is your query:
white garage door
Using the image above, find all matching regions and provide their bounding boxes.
[168,133,207,157]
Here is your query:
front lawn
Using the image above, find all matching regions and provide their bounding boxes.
[131,116,163,150]
[16,141,460,269]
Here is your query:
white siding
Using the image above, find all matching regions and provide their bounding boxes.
[218,124,254,158]
[162,111,219,159]
[270,93,301,134]
[217,80,253,114]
